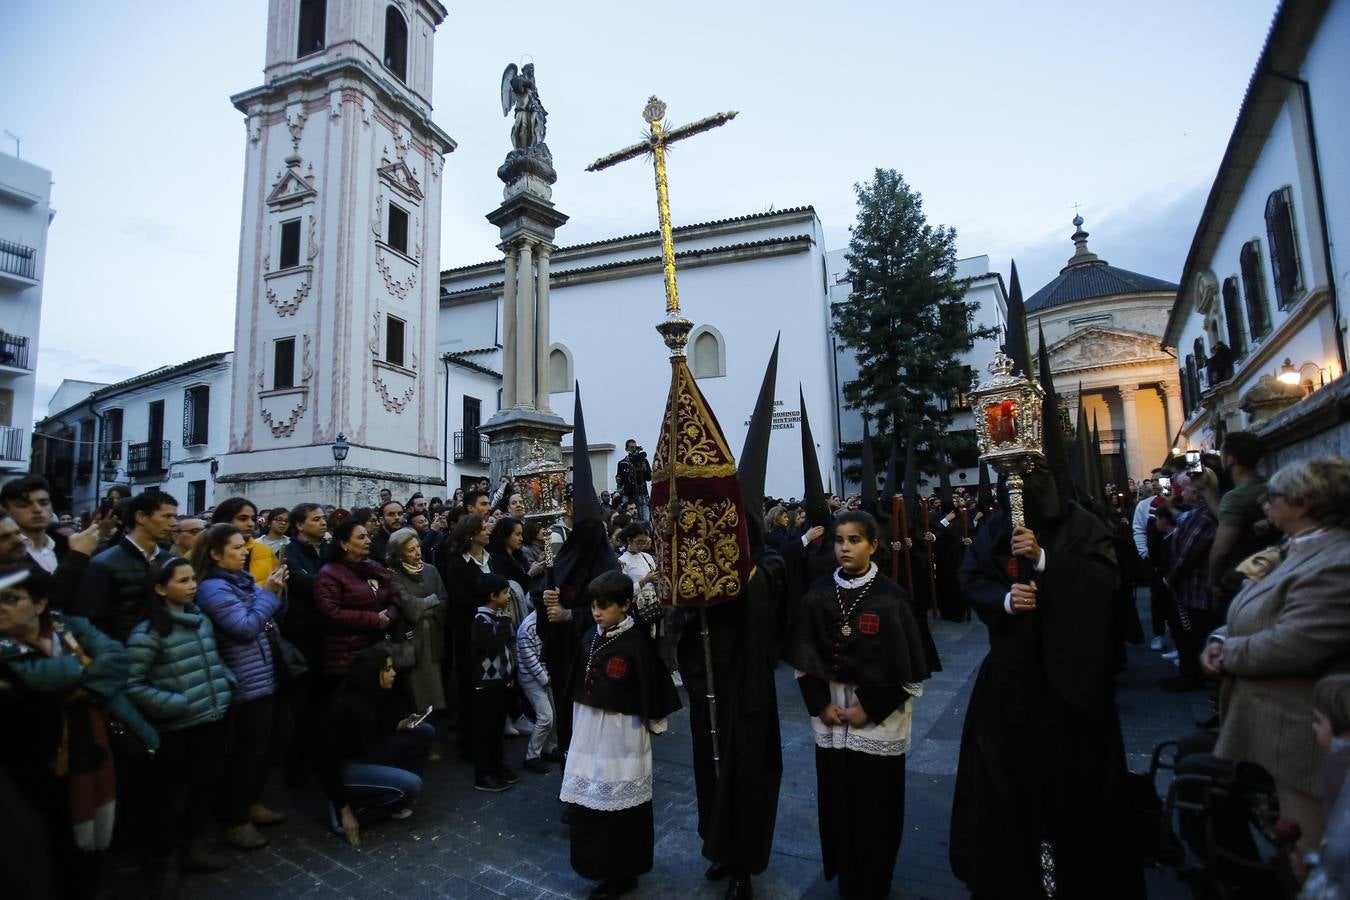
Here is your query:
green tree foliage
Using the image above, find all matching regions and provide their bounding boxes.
[832,169,996,474]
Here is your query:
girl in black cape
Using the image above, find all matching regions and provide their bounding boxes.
[559,571,681,900]
[783,510,933,899]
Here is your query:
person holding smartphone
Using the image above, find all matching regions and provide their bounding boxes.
[320,645,435,847]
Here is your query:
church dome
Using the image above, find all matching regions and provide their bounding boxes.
[1024,215,1177,312]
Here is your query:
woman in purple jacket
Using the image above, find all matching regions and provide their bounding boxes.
[314,518,400,689]
[192,523,289,851]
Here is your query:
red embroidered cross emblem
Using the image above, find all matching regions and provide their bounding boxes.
[605,657,628,679]
[858,612,881,636]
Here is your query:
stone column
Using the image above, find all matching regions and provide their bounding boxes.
[500,249,518,408]
[1118,384,1143,481]
[1162,380,1185,440]
[515,241,535,408]
[534,245,552,412]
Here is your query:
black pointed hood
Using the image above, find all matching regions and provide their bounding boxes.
[1091,411,1108,506]
[738,336,779,554]
[935,431,954,508]
[569,383,603,525]
[859,419,878,516]
[976,461,994,513]
[551,382,621,601]
[1003,260,1033,379]
[800,385,830,528]
[1071,383,1091,497]
[902,437,920,527]
[1037,324,1074,500]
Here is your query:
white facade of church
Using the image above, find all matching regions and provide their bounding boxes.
[215,0,456,508]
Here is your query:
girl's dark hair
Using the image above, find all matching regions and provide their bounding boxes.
[488,517,522,555]
[834,510,879,543]
[265,508,289,527]
[190,523,243,577]
[146,557,195,636]
[480,573,510,599]
[348,507,378,530]
[588,570,634,609]
[211,497,257,526]
[448,514,486,556]
[522,519,545,544]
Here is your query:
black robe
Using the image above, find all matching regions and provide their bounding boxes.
[934,518,968,622]
[783,569,932,899]
[948,504,1145,900]
[676,549,787,876]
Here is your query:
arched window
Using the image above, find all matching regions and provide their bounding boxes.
[689,325,726,379]
[1239,241,1271,341]
[1265,187,1303,309]
[547,344,573,394]
[1221,277,1247,359]
[1192,337,1207,390]
[383,6,408,83]
[297,0,326,57]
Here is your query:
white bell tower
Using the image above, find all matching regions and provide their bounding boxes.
[217,0,455,507]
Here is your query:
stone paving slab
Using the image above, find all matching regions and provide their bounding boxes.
[112,589,1205,899]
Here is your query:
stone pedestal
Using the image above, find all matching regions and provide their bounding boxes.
[481,149,571,479]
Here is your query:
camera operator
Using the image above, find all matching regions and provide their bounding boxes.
[616,439,652,522]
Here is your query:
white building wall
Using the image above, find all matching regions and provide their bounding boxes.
[0,153,54,479]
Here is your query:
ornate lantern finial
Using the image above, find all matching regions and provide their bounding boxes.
[969,348,1046,528]
[510,440,568,564]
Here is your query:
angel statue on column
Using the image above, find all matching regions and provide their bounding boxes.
[501,62,548,152]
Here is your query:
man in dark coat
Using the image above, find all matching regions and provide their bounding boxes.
[949,463,1144,899]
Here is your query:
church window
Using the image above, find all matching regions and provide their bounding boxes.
[547,344,573,394]
[383,6,409,83]
[1265,187,1303,309]
[274,338,296,390]
[689,325,726,379]
[386,316,406,368]
[387,203,409,255]
[104,408,123,460]
[1221,277,1247,359]
[182,385,210,447]
[297,0,326,57]
[1240,241,1271,341]
[279,219,301,269]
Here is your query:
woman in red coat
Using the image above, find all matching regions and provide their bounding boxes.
[315,518,400,685]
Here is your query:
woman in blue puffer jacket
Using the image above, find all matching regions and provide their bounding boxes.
[126,557,236,895]
[192,524,289,851]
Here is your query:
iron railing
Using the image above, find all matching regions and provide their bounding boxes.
[127,440,170,476]
[0,331,30,369]
[453,430,490,464]
[0,425,23,462]
[0,239,36,281]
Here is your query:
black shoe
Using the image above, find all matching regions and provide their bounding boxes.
[1159,675,1204,693]
[705,863,730,881]
[725,874,753,900]
[589,877,638,899]
[497,764,520,784]
[474,774,511,792]
[523,758,550,774]
[541,748,565,763]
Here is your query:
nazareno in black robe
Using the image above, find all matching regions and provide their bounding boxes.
[782,568,933,899]
[676,547,788,876]
[948,502,1146,900]
[563,619,682,883]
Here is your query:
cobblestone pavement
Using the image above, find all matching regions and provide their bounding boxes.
[128,590,1206,899]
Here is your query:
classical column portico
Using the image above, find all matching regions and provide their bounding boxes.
[534,245,553,412]
[1162,380,1185,443]
[1118,384,1143,480]
[501,250,518,407]
[515,240,535,408]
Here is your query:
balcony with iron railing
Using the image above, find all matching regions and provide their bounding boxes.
[127,440,170,477]
[0,331,30,370]
[453,430,490,465]
[0,239,37,285]
[0,425,24,464]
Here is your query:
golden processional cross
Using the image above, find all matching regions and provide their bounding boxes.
[586,96,737,354]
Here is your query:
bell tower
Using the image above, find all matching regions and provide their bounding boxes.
[216,0,456,507]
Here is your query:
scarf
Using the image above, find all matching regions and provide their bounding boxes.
[402,561,425,577]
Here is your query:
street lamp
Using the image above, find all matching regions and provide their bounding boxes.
[332,432,350,508]
[1278,358,1301,386]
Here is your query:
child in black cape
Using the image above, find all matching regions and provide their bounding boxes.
[782,510,933,899]
[560,570,681,900]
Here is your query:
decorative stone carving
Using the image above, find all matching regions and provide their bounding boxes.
[361,96,373,127]
[329,93,343,119]
[285,103,307,151]
[1047,326,1168,372]
[307,214,319,261]
[247,115,262,145]
[377,157,424,201]
[260,392,308,437]
[259,335,313,435]
[1240,373,1305,427]
[266,159,317,209]
[376,252,418,299]
[498,63,555,186]
[263,224,272,273]
[374,373,417,413]
[266,277,310,316]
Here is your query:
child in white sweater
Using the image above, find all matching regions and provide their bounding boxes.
[516,609,559,772]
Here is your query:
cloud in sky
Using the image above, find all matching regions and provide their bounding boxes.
[1,0,1278,427]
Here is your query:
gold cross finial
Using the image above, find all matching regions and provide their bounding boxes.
[587,97,737,354]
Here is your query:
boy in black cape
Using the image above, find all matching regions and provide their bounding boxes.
[948,461,1145,899]
[560,571,681,900]
[783,510,932,899]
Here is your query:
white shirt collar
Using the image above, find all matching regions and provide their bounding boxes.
[833,563,878,590]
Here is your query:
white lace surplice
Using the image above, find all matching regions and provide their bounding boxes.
[805,678,923,757]
[560,703,667,811]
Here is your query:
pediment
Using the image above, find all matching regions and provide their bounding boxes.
[1047,326,1168,371]
[377,159,423,202]
[266,168,316,208]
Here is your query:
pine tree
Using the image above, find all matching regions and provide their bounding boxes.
[832,169,995,473]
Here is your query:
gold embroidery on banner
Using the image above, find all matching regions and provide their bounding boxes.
[652,360,737,480]
[658,498,744,606]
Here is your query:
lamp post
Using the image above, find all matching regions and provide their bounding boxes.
[332,432,350,508]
